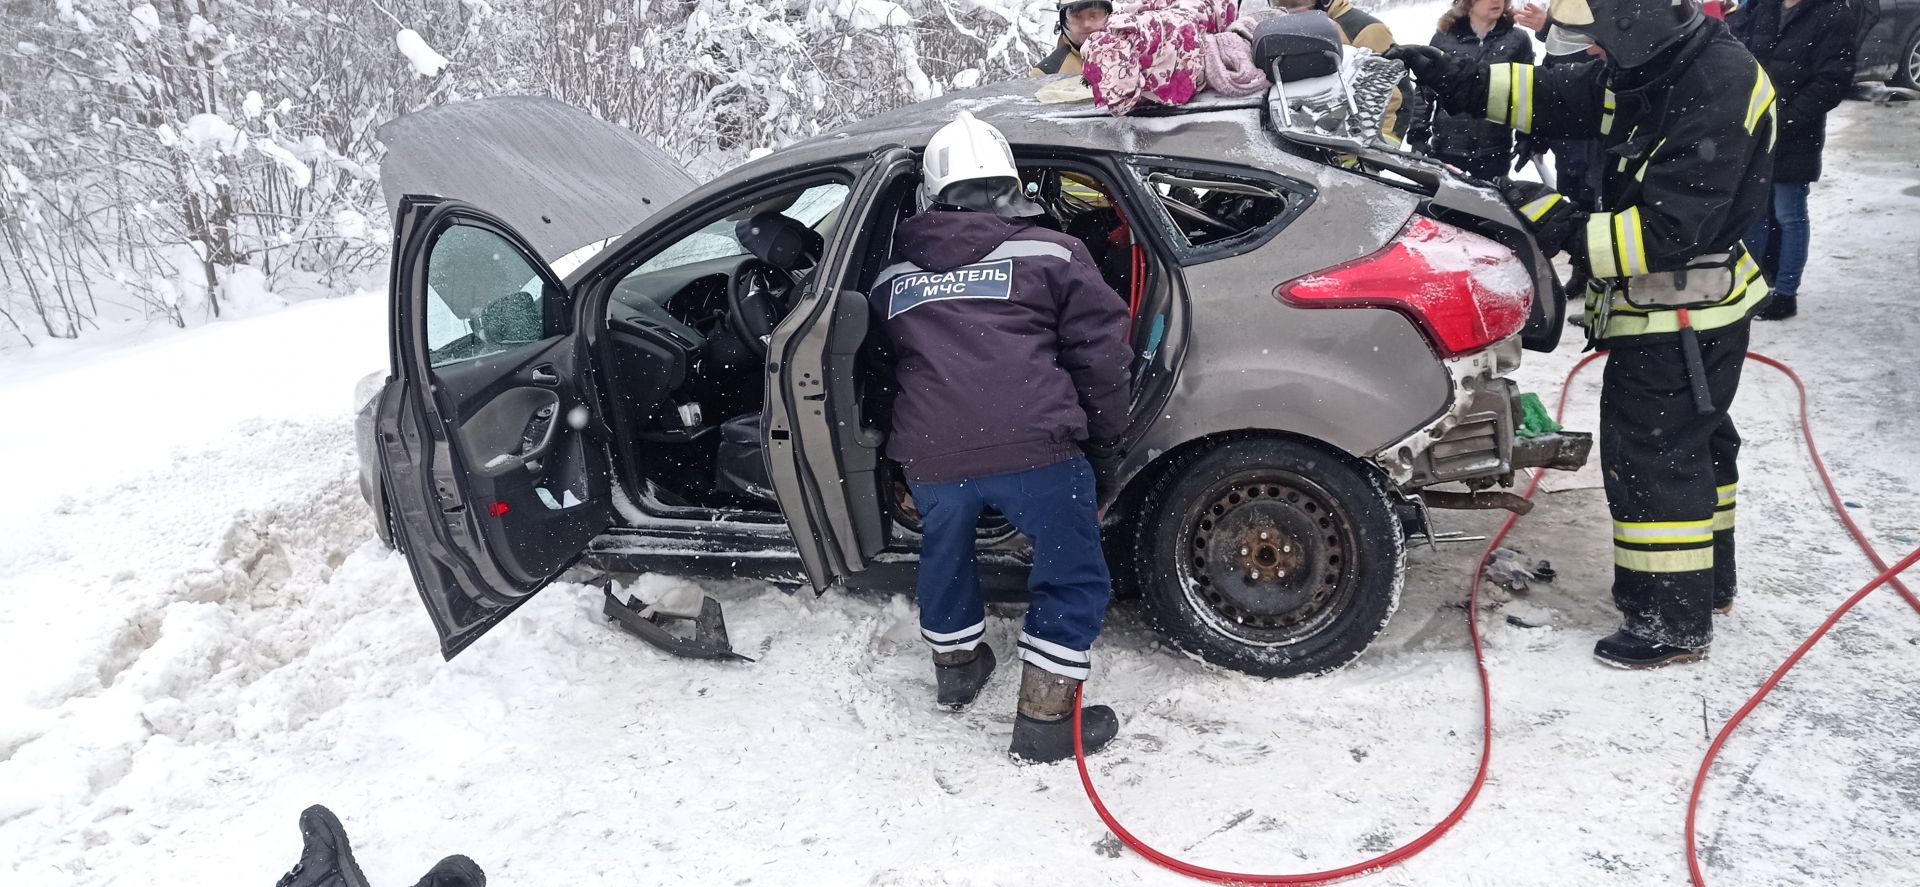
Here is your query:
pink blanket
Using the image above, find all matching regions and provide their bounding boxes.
[1081,0,1240,115]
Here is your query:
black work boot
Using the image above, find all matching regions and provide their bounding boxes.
[277,806,372,887]
[1755,290,1797,321]
[411,855,486,887]
[1713,596,1736,615]
[1594,630,1708,669]
[1008,662,1118,764]
[934,644,996,710]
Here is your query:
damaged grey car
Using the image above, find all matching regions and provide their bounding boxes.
[355,82,1590,678]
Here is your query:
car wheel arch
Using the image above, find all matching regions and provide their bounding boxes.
[1108,427,1388,535]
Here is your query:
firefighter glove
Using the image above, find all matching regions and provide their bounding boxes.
[1384,45,1476,102]
[1501,180,1582,260]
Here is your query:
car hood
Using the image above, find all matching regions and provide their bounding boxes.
[376,96,695,263]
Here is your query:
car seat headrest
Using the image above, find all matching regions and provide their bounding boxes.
[735,213,823,272]
[1253,13,1344,83]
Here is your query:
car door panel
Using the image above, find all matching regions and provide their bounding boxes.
[764,148,916,590]
[428,337,604,587]
[382,196,661,658]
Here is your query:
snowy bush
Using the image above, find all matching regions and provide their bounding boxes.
[0,0,1057,346]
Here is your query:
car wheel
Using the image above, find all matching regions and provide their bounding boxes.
[1901,27,1920,90]
[1132,437,1404,678]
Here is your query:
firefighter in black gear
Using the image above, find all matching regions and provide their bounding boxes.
[1390,0,1776,668]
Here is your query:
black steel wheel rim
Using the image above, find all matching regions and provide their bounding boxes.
[1173,468,1361,647]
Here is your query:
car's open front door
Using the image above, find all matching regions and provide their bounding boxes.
[379,195,615,658]
[764,148,918,591]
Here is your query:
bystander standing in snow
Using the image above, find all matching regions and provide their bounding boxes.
[1411,0,1535,181]
[1728,0,1859,320]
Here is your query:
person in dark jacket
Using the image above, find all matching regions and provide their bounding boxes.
[1391,0,1775,669]
[1413,0,1536,180]
[871,111,1132,763]
[1728,0,1858,320]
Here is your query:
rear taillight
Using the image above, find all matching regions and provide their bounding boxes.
[1275,217,1533,357]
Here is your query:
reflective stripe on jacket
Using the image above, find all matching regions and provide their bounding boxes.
[1467,19,1776,345]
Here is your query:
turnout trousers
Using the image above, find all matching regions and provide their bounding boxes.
[1599,319,1749,648]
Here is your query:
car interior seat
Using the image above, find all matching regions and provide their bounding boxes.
[712,213,825,503]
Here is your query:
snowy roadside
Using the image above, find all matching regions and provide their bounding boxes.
[1,101,1916,887]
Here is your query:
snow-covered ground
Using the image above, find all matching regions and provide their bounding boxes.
[3,100,1918,887]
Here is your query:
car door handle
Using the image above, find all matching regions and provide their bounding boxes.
[529,366,559,386]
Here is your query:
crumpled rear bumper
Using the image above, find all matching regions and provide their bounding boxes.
[1372,336,1591,489]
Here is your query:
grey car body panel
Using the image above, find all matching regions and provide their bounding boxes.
[589,85,1461,472]
[365,83,1569,627]
[376,96,696,263]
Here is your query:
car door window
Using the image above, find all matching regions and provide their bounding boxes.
[1143,169,1293,248]
[426,222,566,367]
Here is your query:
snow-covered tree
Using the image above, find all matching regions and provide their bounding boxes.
[0,0,1055,345]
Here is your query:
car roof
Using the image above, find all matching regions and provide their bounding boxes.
[723,77,1321,180]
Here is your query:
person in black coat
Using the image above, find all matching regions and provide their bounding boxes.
[1728,0,1858,320]
[1410,0,1535,181]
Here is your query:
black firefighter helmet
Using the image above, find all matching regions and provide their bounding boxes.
[1057,0,1114,32]
[1549,0,1705,69]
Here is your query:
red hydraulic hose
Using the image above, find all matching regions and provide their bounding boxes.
[1076,349,1915,885]
[1684,545,1920,885]
[1684,353,1920,886]
[1741,354,1917,609]
[1070,351,1604,884]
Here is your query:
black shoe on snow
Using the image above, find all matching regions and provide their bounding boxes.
[1010,706,1120,764]
[1593,630,1707,669]
[411,855,486,887]
[935,644,996,710]
[277,806,372,887]
[1713,598,1735,615]
[1755,290,1797,321]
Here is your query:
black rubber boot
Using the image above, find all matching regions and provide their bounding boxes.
[1008,662,1119,764]
[934,644,996,710]
[411,855,486,887]
[1755,290,1797,321]
[1594,630,1708,669]
[277,806,372,887]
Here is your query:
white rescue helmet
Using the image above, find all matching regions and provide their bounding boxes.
[922,111,1022,204]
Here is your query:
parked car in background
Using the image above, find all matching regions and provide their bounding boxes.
[1853,0,1920,87]
[356,84,1593,679]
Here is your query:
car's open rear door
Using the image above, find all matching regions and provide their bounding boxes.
[378,195,615,658]
[764,148,917,591]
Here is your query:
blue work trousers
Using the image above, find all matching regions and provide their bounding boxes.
[908,457,1112,680]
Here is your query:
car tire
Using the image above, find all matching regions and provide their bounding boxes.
[1900,26,1920,90]
[1131,437,1404,678]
